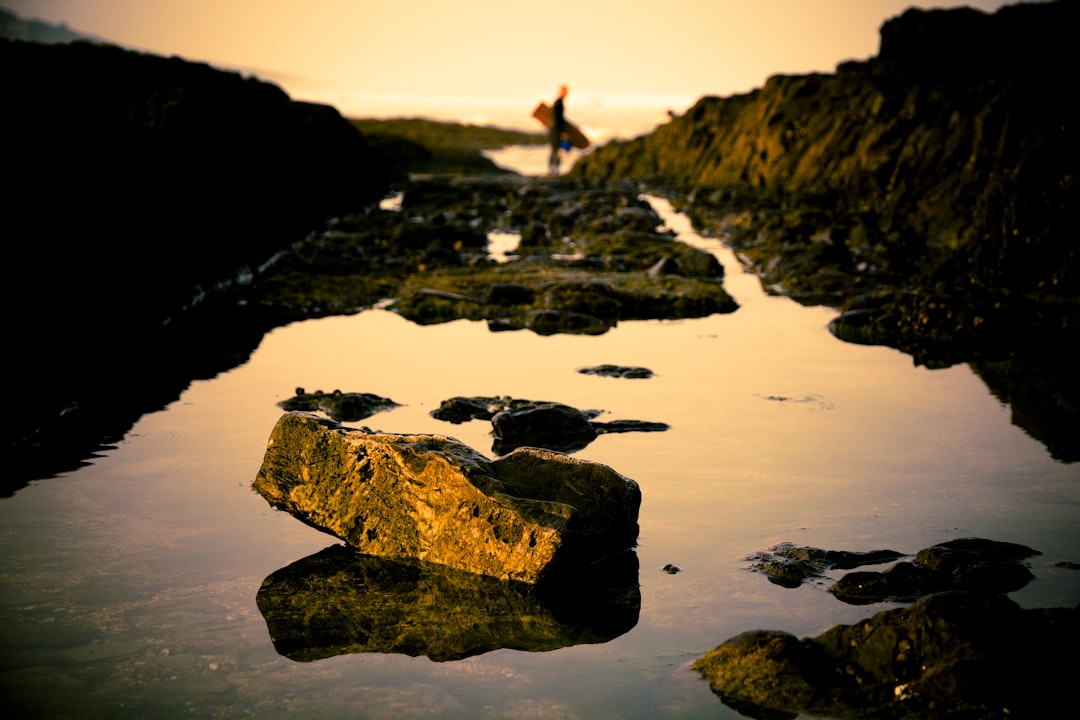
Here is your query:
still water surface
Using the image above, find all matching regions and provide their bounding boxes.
[2,191,1077,719]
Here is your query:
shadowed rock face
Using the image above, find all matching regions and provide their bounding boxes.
[256,544,640,662]
[254,412,641,583]
[3,38,400,491]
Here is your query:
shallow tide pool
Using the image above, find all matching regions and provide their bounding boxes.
[2,192,1077,719]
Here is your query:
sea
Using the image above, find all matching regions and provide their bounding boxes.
[300,89,693,176]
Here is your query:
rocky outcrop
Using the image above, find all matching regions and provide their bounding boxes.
[574,2,1076,312]
[4,39,400,490]
[694,591,1079,719]
[253,412,641,583]
[256,543,640,662]
[571,0,1078,460]
[376,177,737,334]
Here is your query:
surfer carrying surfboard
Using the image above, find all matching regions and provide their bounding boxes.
[548,84,568,175]
[532,86,589,175]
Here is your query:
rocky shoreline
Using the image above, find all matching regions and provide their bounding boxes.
[7,3,1077,490]
[3,3,1078,718]
[571,1,1078,461]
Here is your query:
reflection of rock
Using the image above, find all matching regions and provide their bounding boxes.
[694,591,1079,719]
[256,544,640,662]
[278,388,400,422]
[254,412,640,583]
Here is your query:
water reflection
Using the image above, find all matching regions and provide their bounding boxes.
[256,545,640,663]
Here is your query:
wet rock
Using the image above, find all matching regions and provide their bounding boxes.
[746,542,906,588]
[694,591,1079,719]
[430,395,514,424]
[278,388,400,422]
[254,412,641,583]
[430,396,669,454]
[745,538,1038,603]
[591,419,670,434]
[579,365,654,379]
[491,402,600,455]
[828,538,1039,605]
[256,544,640,662]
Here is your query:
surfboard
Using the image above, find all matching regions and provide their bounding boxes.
[532,101,590,150]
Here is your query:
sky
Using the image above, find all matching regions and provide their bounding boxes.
[6,1,1020,128]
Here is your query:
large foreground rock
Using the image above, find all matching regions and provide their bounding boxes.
[694,591,1079,719]
[254,412,641,583]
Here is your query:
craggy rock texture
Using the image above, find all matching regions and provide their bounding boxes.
[278,388,401,423]
[4,39,399,490]
[693,591,1079,719]
[572,1,1079,459]
[378,177,737,334]
[574,3,1076,311]
[236,175,736,333]
[256,543,640,662]
[253,412,641,583]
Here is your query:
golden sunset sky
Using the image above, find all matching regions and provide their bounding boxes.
[6,0,1019,124]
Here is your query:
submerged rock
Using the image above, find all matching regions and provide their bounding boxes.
[278,388,400,422]
[828,538,1039,604]
[256,543,640,662]
[430,395,669,455]
[491,402,600,454]
[746,538,1038,602]
[253,412,641,583]
[578,364,655,379]
[694,591,1079,719]
[746,542,906,589]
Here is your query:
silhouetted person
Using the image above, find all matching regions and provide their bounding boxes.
[548,85,568,175]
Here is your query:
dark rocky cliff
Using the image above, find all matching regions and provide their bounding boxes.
[2,39,400,486]
[572,1,1077,459]
[573,0,1075,322]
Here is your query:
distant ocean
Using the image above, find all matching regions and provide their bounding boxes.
[281,83,697,143]
[285,89,695,176]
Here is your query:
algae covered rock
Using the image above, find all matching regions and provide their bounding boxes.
[253,412,640,583]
